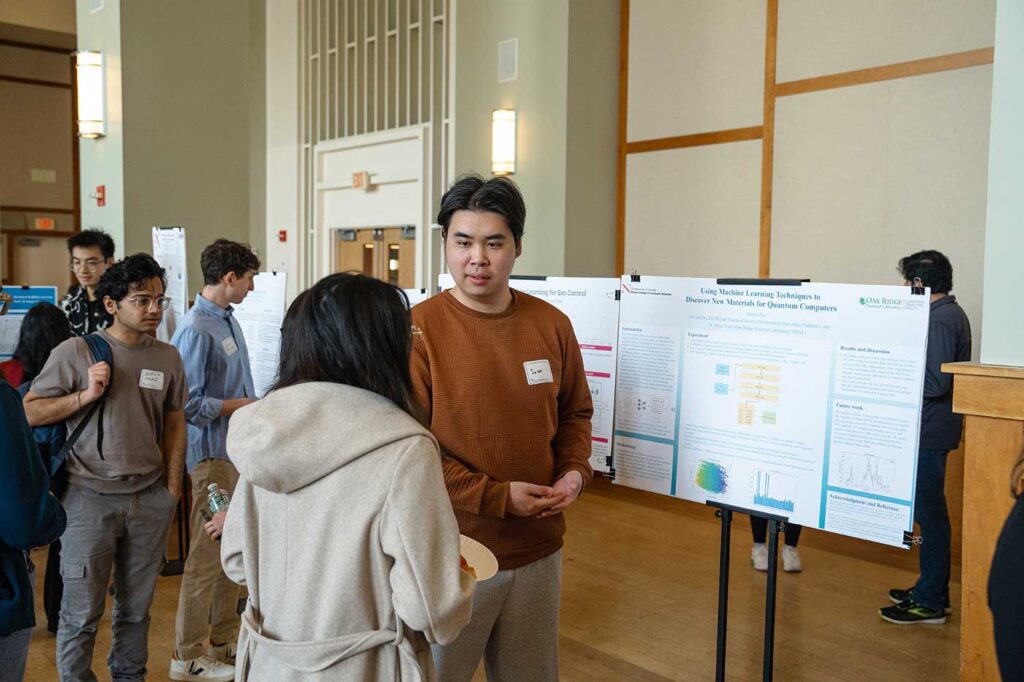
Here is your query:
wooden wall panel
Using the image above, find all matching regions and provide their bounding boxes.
[627,0,765,141]
[770,67,992,358]
[776,0,995,83]
[624,141,760,278]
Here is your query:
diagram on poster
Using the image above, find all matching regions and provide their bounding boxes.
[233,272,288,398]
[437,274,619,474]
[613,277,929,548]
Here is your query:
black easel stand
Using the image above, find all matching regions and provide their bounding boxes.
[706,501,789,682]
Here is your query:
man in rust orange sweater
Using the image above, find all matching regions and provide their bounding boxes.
[411,174,593,681]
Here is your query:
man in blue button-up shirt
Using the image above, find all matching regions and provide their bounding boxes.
[169,239,260,680]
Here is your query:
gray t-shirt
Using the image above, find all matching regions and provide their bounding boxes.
[31,329,188,493]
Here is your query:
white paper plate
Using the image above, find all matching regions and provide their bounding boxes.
[459,534,499,581]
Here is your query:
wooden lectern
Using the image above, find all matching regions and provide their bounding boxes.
[942,362,1024,681]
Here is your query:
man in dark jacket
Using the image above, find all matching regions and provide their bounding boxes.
[880,251,972,625]
[0,283,67,680]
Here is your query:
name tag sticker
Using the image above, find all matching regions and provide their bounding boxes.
[222,337,239,356]
[524,359,554,385]
[139,369,165,391]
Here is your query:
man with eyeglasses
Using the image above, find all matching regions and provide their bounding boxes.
[24,253,188,681]
[63,229,116,336]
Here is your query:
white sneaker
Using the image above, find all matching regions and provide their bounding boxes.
[169,654,235,681]
[209,643,236,665]
[751,543,768,571]
[782,545,802,573]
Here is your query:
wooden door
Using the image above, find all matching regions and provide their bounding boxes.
[334,227,415,288]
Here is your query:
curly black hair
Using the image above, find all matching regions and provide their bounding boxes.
[67,229,115,259]
[201,239,261,285]
[437,173,526,241]
[897,250,953,294]
[95,253,167,304]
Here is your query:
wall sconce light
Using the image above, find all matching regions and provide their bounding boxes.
[75,50,106,138]
[491,109,516,175]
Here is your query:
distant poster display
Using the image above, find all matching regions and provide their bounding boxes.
[613,277,930,548]
[152,226,188,342]
[0,286,59,359]
[233,271,288,398]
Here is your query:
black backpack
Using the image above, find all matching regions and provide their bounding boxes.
[54,333,114,467]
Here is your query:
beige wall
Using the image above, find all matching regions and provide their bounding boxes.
[120,0,260,291]
[623,0,995,357]
[453,0,570,277]
[564,0,618,277]
[453,0,618,278]
[76,0,266,290]
[76,0,125,255]
[980,0,1024,367]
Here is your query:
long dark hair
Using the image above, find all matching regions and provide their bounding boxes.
[272,273,417,417]
[15,302,72,383]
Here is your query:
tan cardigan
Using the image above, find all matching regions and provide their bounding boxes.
[221,382,475,681]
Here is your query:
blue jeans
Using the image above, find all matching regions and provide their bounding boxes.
[912,448,951,610]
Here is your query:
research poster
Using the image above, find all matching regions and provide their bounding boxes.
[0,286,59,359]
[402,288,430,307]
[613,277,930,548]
[437,274,620,474]
[152,226,188,342]
[233,271,288,398]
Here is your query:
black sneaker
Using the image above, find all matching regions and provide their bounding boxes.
[879,600,947,624]
[888,586,952,614]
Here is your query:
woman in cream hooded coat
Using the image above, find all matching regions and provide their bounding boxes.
[220,273,475,681]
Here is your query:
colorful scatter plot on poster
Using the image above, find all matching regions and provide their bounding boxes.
[696,460,729,494]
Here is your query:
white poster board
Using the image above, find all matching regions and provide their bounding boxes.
[0,286,59,360]
[436,274,619,474]
[402,288,430,307]
[613,277,930,548]
[151,226,188,342]
[233,271,288,398]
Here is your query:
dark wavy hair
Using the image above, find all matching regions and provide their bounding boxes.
[14,302,72,383]
[201,239,261,285]
[437,173,526,241]
[67,229,115,259]
[95,253,167,304]
[272,273,417,417]
[898,250,953,294]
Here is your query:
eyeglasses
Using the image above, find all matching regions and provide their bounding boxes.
[70,258,105,272]
[121,296,171,311]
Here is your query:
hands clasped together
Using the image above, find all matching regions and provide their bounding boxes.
[507,470,584,519]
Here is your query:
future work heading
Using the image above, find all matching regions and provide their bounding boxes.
[687,287,839,313]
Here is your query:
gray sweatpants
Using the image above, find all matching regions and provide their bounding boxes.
[432,549,562,682]
[56,481,177,681]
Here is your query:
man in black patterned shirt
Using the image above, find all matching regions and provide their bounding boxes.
[62,230,115,336]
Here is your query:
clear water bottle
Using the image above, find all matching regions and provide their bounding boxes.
[207,483,230,513]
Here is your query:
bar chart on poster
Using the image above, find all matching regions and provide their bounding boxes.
[612,277,930,548]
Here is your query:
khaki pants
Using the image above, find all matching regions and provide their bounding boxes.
[174,458,241,660]
[432,549,562,682]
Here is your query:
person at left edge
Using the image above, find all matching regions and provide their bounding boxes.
[0,284,67,682]
[24,254,188,681]
[169,239,260,682]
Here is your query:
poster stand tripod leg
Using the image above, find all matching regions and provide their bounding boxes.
[708,501,789,682]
